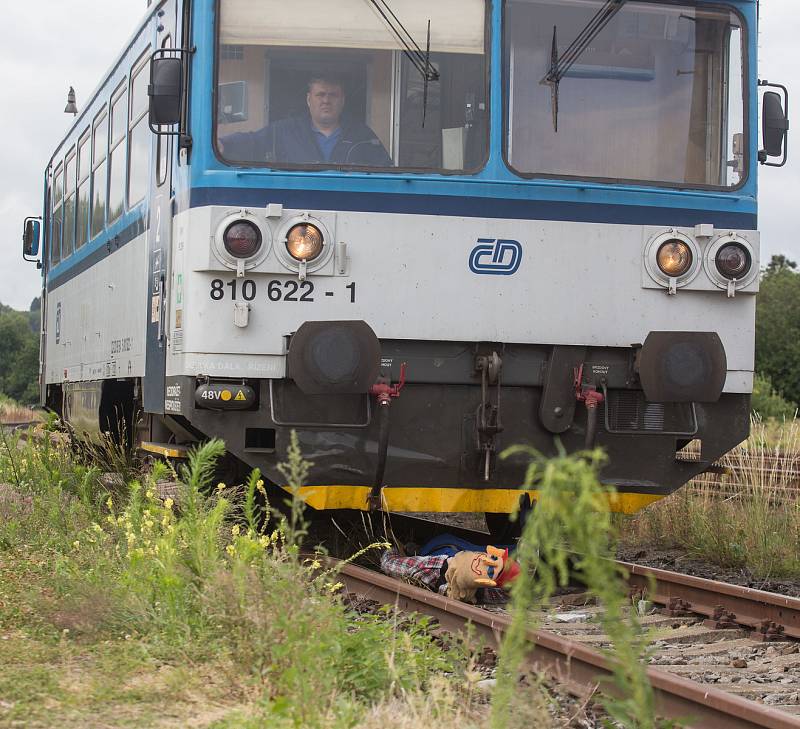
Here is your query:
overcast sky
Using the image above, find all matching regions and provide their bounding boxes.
[1,1,798,311]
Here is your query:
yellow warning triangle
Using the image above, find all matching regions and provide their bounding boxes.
[235,390,246,401]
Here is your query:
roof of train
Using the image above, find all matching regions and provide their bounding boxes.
[45,1,163,170]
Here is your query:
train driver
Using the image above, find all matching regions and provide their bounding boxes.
[219,74,392,167]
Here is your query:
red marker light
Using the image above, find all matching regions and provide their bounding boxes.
[223,220,262,259]
[716,244,751,280]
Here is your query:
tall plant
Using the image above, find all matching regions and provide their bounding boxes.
[491,446,656,728]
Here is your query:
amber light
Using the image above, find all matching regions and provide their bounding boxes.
[657,239,693,277]
[286,223,324,262]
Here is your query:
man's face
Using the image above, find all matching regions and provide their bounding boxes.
[307,82,345,129]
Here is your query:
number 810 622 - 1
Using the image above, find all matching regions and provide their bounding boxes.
[209,278,357,304]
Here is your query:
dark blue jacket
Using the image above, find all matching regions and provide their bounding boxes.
[221,114,392,167]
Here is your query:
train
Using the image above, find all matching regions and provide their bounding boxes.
[22,0,789,533]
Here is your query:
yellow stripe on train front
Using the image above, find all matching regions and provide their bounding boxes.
[278,485,663,515]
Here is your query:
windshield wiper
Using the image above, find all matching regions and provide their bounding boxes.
[365,0,439,125]
[542,0,627,132]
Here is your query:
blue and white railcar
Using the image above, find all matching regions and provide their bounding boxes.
[23,0,789,523]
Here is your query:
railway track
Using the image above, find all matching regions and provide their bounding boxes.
[688,453,800,497]
[350,512,800,726]
[339,559,800,728]
[0,420,41,435]
[624,561,800,642]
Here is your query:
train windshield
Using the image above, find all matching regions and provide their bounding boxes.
[216,0,489,172]
[505,1,746,188]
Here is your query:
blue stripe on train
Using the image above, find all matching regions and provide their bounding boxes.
[189,186,758,230]
[47,214,147,292]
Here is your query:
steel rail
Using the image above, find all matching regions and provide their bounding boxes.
[690,453,800,492]
[0,421,43,441]
[0,421,40,430]
[339,562,800,729]
[622,561,800,640]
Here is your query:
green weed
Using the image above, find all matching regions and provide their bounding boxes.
[0,430,474,728]
[492,446,657,729]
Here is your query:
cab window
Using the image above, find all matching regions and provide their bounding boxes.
[216,0,488,173]
[505,1,746,188]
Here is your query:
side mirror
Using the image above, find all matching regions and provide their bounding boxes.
[148,56,183,126]
[22,217,41,262]
[759,81,789,167]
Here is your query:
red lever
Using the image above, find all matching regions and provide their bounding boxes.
[370,362,407,405]
[574,364,605,410]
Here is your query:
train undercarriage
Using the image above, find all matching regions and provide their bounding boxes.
[50,333,751,518]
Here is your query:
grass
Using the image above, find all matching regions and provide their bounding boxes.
[0,430,489,728]
[0,393,40,424]
[621,416,800,580]
[0,425,677,727]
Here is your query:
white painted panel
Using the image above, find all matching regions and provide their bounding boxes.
[167,207,758,392]
[44,234,149,384]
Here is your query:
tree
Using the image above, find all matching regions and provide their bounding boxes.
[764,254,797,275]
[0,303,40,404]
[4,337,39,404]
[751,373,797,420]
[755,257,800,405]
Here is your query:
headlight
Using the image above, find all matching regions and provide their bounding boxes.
[657,239,693,277]
[223,220,262,259]
[715,243,751,280]
[286,223,324,262]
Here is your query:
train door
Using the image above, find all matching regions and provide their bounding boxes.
[143,0,179,414]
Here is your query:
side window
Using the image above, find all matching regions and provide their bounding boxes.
[76,130,91,249]
[128,51,152,207]
[156,36,172,187]
[91,108,108,238]
[50,164,63,266]
[108,82,128,223]
[62,149,77,259]
[156,133,169,186]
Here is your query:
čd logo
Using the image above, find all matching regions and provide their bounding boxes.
[469,239,522,275]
